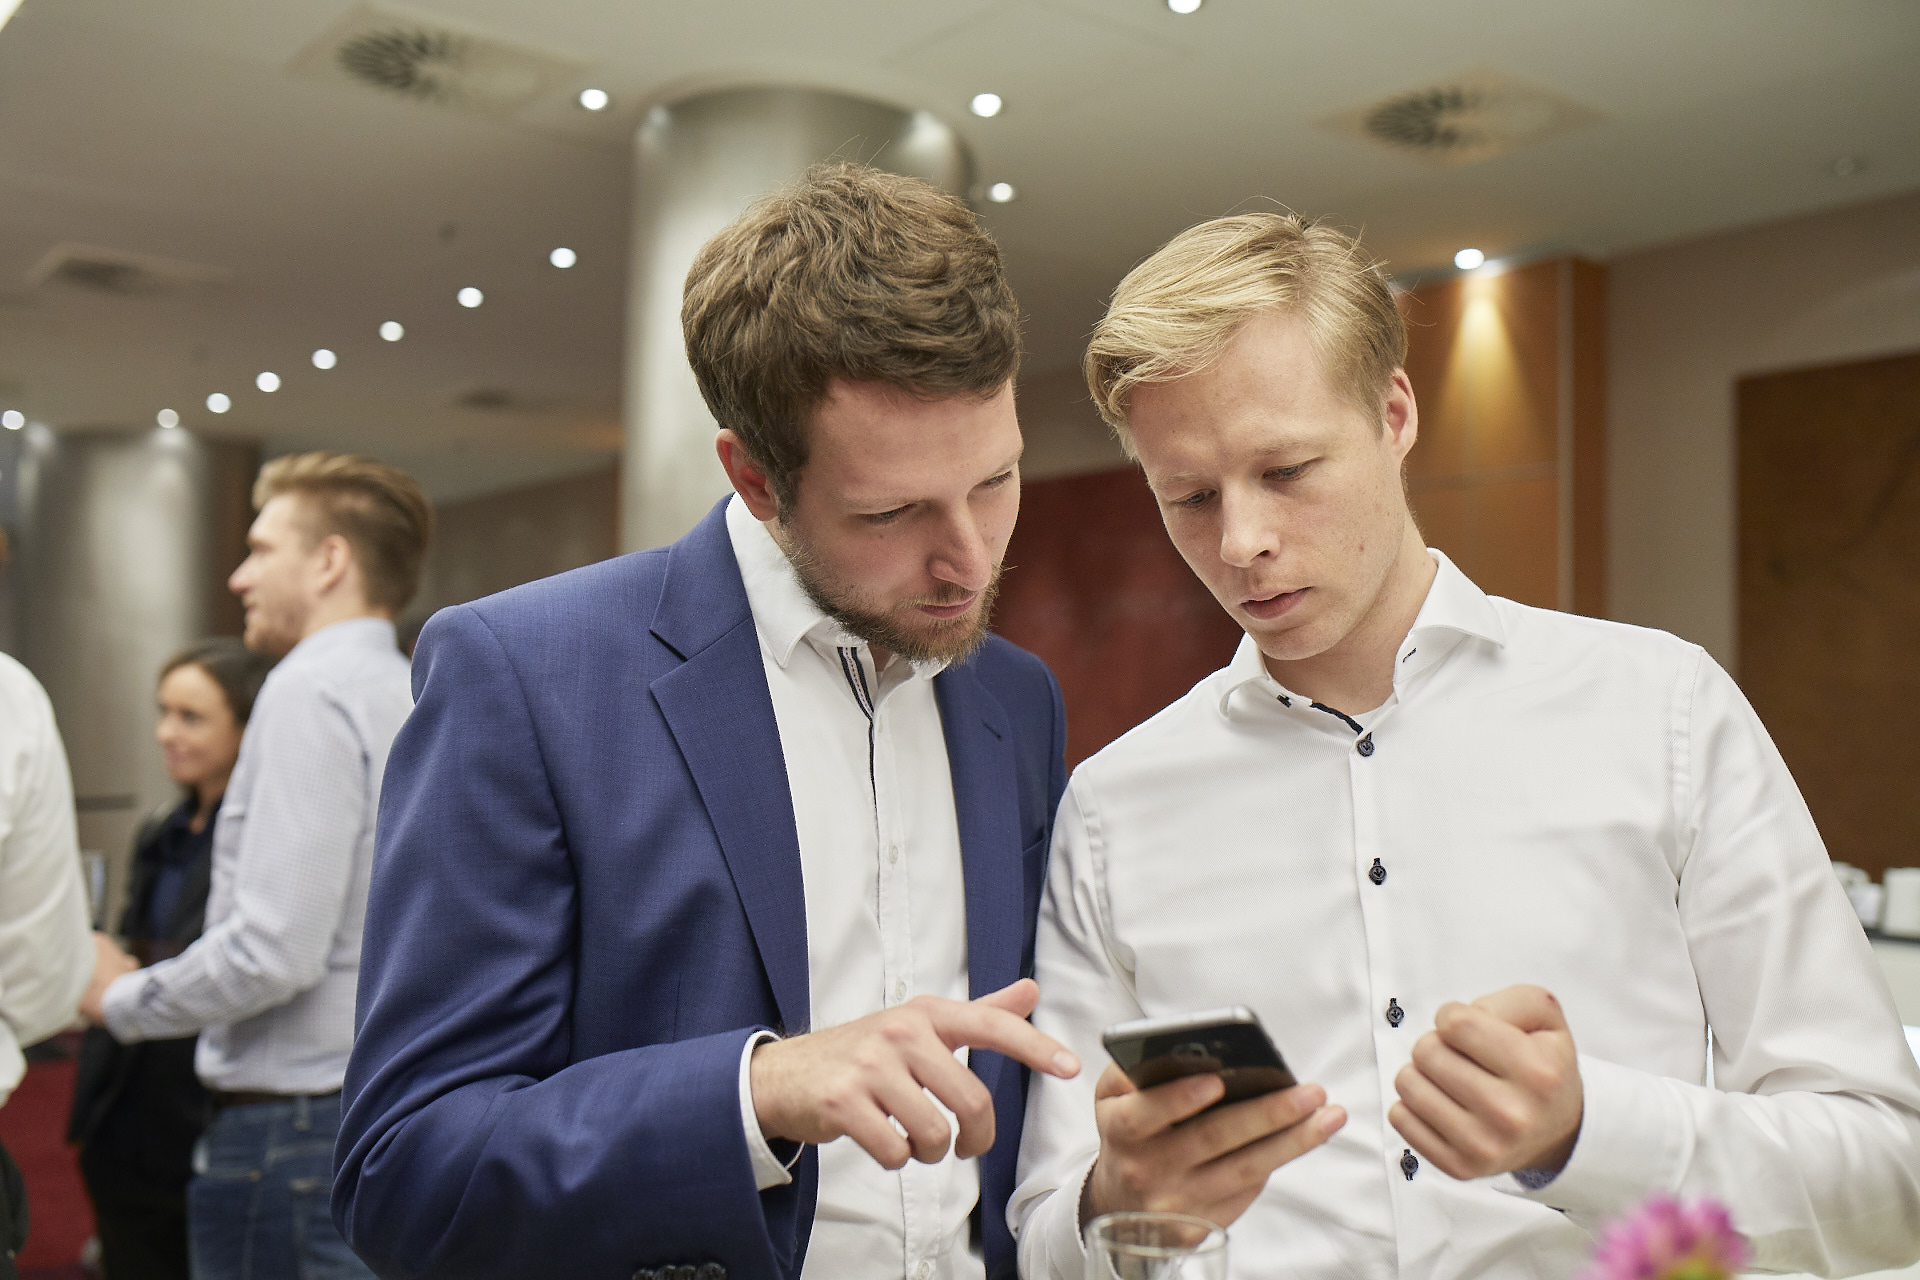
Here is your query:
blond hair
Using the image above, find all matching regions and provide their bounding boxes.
[682,161,1021,508]
[253,452,434,611]
[1086,213,1405,453]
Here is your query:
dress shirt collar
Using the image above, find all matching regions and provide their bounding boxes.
[1217,548,1505,716]
[725,494,947,680]
[286,615,399,664]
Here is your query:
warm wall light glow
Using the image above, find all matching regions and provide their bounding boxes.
[157,408,180,429]
[1454,247,1486,271]
[380,321,404,342]
[457,287,484,308]
[206,393,231,414]
[312,348,337,369]
[1,410,23,431]
[1168,0,1203,13]
[970,93,1003,118]
[578,88,609,111]
[256,371,281,393]
[549,247,577,269]
[987,182,1017,203]
[0,0,23,37]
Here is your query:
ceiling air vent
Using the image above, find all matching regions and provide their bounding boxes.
[25,243,229,297]
[1319,70,1600,167]
[291,4,587,115]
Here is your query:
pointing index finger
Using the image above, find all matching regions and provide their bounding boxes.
[928,1000,1080,1078]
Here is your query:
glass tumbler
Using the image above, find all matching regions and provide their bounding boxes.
[1084,1211,1228,1280]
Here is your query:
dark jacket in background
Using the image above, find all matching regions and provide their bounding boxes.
[67,798,218,1279]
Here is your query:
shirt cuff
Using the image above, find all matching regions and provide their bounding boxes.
[1017,1156,1096,1280]
[1502,1054,1687,1220]
[738,1030,803,1192]
[99,967,153,1045]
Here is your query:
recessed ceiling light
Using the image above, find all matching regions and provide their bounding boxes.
[256,371,281,393]
[457,287,484,308]
[312,348,338,369]
[970,93,1003,118]
[1454,247,1486,271]
[157,408,180,429]
[206,393,231,414]
[578,88,610,112]
[987,182,1017,203]
[1167,0,1203,13]
[1,410,22,431]
[549,247,577,269]
[380,321,405,342]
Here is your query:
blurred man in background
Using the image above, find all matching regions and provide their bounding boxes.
[83,453,431,1280]
[0,652,95,1280]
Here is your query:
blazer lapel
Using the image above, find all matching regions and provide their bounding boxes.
[649,502,810,1036]
[935,664,1023,1093]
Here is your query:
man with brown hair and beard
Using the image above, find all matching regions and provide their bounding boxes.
[336,163,1081,1280]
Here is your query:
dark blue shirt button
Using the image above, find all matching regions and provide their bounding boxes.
[1357,734,1375,757]
[1369,858,1386,885]
[1386,998,1404,1028]
[1401,1149,1420,1180]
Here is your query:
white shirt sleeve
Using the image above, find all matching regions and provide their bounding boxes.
[102,670,369,1043]
[0,656,94,1105]
[1513,655,1920,1276]
[738,1030,806,1191]
[1012,781,1143,1280]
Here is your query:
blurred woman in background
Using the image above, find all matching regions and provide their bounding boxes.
[68,640,275,1280]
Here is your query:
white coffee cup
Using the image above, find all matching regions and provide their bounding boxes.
[1881,868,1920,939]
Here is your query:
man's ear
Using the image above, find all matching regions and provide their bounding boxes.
[312,533,357,597]
[715,430,782,522]
[1382,369,1418,462]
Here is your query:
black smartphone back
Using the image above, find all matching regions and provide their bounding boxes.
[1102,1006,1297,1109]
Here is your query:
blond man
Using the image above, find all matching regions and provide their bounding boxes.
[84,452,431,1280]
[1011,214,1920,1278]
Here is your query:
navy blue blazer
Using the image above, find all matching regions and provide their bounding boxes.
[333,500,1068,1280]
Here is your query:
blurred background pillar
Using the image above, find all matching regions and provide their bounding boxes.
[621,86,973,551]
[12,427,257,921]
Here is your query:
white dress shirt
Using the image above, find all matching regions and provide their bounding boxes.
[1014,551,1920,1279]
[0,653,93,1104]
[102,618,412,1094]
[725,496,983,1280]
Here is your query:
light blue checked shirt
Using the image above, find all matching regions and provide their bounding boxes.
[102,617,412,1094]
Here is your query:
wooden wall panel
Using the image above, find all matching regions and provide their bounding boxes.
[1738,350,1920,880]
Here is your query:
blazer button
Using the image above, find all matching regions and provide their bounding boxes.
[697,1266,727,1280]
[1385,998,1404,1028]
[1401,1149,1420,1180]
[1357,733,1375,757]
[1369,858,1386,885]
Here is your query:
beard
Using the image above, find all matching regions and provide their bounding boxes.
[779,531,1002,665]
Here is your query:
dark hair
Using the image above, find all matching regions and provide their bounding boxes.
[681,161,1022,508]
[161,638,277,726]
[253,452,435,611]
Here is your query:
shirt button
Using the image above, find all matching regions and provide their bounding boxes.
[887,844,900,865]
[1357,733,1375,757]
[913,1262,932,1280]
[893,981,908,1004]
[1369,858,1386,885]
[1401,1149,1419,1180]
[1385,998,1404,1028]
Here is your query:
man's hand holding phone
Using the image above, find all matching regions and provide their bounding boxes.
[1082,1009,1346,1227]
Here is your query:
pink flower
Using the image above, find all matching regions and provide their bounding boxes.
[1580,1195,1752,1280]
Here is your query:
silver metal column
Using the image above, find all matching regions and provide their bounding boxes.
[13,426,256,921]
[621,86,974,551]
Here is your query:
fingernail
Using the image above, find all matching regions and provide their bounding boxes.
[1053,1050,1080,1075]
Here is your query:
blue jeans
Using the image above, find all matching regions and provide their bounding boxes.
[187,1094,373,1280]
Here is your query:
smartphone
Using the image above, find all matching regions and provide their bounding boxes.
[1101,1007,1297,1111]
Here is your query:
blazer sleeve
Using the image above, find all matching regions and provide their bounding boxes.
[332,604,792,1280]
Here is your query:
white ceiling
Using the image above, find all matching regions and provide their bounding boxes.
[1,0,1916,500]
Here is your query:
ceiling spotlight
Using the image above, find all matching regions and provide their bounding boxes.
[206,393,231,414]
[987,182,1017,203]
[157,408,180,429]
[256,371,281,393]
[970,93,1003,118]
[1167,0,1203,12]
[578,88,610,112]
[1453,247,1486,271]
[1,410,23,431]
[549,247,577,269]
[312,348,338,369]
[457,287,484,308]
[380,321,405,342]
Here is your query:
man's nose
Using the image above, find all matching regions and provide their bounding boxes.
[227,561,248,596]
[930,510,993,592]
[1217,487,1278,569]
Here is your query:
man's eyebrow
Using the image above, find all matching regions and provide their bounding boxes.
[848,446,1027,509]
